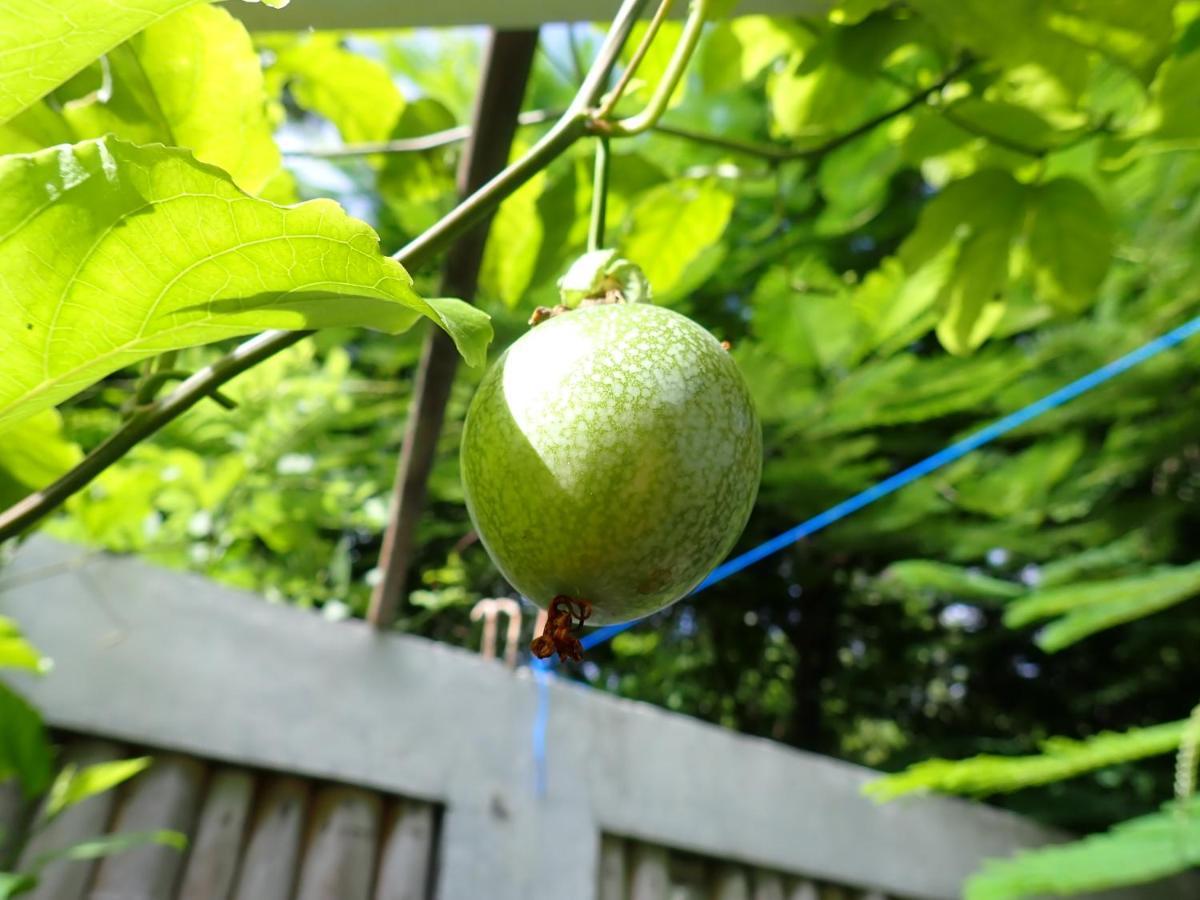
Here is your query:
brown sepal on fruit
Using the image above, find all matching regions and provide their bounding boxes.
[528,292,627,327]
[530,596,593,662]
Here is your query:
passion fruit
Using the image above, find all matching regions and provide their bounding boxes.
[460,301,761,629]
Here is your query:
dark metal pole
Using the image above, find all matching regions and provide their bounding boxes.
[367,30,540,628]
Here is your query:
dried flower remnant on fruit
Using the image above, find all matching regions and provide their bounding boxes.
[530,596,593,661]
[529,293,626,327]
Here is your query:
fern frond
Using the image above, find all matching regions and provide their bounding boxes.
[1176,702,1200,805]
[965,799,1200,900]
[1003,562,1200,652]
[865,719,1186,801]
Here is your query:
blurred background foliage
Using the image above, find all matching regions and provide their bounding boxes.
[3,0,1200,894]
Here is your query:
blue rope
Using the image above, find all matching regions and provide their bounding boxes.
[528,314,1200,792]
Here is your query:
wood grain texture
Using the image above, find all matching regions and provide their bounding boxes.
[374,799,436,900]
[627,842,669,900]
[752,870,787,900]
[713,864,751,900]
[177,768,255,900]
[597,834,628,900]
[0,777,31,872]
[295,786,382,900]
[231,776,309,900]
[89,754,204,900]
[19,739,126,900]
[786,880,821,900]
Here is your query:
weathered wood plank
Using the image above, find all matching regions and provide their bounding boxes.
[374,799,436,900]
[786,880,820,900]
[752,870,787,900]
[20,739,126,900]
[597,834,627,900]
[627,843,669,900]
[295,786,382,900]
[89,754,205,900]
[0,778,30,870]
[714,864,751,900]
[177,768,256,900]
[858,892,887,900]
[231,776,309,900]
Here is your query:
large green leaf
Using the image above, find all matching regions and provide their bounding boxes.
[53,4,281,194]
[1026,179,1113,313]
[866,719,1186,800]
[619,179,734,299]
[378,98,459,236]
[0,0,198,124]
[0,410,82,509]
[0,137,492,431]
[908,0,1175,96]
[899,170,1031,355]
[0,682,52,795]
[267,35,404,144]
[852,247,957,353]
[748,261,864,371]
[965,800,1200,900]
[0,1,289,125]
[701,16,810,94]
[0,617,49,675]
[1143,44,1200,142]
[1005,562,1200,651]
[479,167,546,309]
[769,16,910,141]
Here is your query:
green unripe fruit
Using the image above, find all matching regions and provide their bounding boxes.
[460,302,761,626]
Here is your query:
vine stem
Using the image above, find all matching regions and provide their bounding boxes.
[597,0,710,137]
[595,0,676,121]
[588,136,611,252]
[0,0,654,544]
[289,61,976,164]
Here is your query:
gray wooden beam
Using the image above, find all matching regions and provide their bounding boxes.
[177,768,256,900]
[5,539,1198,900]
[367,29,539,628]
[229,0,831,31]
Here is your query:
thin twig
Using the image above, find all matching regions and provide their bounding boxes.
[566,23,587,85]
[588,136,612,252]
[595,0,676,120]
[598,0,707,136]
[282,109,559,159]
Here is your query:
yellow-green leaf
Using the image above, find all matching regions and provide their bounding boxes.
[619,179,734,299]
[44,757,153,820]
[1027,178,1113,312]
[267,35,404,144]
[0,138,492,431]
[58,4,281,194]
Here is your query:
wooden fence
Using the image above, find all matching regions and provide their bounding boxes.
[1,538,1195,899]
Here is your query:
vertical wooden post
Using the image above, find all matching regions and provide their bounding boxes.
[627,843,670,900]
[367,29,540,629]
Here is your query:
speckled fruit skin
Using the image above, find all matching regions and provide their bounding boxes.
[460,303,761,626]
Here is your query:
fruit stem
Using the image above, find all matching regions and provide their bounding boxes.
[588,136,611,253]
